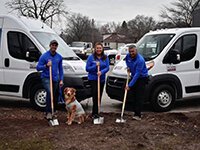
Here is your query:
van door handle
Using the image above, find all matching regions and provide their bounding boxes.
[4,58,10,67]
[195,60,199,69]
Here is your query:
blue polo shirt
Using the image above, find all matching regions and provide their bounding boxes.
[86,54,109,82]
[125,53,148,87]
[36,50,63,82]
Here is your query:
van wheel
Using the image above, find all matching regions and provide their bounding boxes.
[151,84,175,112]
[30,84,46,111]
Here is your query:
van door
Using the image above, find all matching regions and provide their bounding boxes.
[1,30,40,96]
[164,33,200,98]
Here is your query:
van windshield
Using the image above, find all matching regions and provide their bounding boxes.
[31,32,79,60]
[137,34,175,61]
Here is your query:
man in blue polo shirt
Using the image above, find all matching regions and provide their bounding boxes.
[36,40,63,119]
[125,44,148,120]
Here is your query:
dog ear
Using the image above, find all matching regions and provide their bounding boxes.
[64,87,68,94]
[72,88,76,94]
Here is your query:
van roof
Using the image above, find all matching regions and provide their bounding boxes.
[0,15,54,33]
[147,27,200,35]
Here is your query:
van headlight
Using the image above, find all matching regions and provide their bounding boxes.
[63,65,75,72]
[146,61,154,70]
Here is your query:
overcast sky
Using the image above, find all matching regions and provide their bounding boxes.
[1,0,174,24]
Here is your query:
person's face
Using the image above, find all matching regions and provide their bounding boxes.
[95,45,103,55]
[129,47,137,58]
[50,43,58,52]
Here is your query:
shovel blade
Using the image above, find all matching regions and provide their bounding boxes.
[48,119,59,126]
[116,118,126,123]
[93,117,104,124]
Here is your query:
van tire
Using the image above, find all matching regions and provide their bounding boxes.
[151,84,175,112]
[30,84,46,111]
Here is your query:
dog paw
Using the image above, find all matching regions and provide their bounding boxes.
[68,122,72,125]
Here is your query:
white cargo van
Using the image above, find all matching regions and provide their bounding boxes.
[106,28,200,111]
[0,15,91,110]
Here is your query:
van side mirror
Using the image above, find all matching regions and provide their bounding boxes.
[163,49,181,64]
[26,47,41,62]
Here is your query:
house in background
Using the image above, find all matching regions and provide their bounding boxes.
[102,33,131,49]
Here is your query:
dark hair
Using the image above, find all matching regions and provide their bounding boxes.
[128,44,136,50]
[93,42,107,60]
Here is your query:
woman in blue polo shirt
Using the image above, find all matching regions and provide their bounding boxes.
[86,42,109,118]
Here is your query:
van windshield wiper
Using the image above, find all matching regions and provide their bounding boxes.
[63,57,80,60]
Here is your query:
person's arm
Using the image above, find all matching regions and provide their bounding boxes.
[128,61,144,87]
[101,57,110,75]
[36,55,47,71]
[86,56,97,72]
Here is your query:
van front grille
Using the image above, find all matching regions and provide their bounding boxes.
[107,76,126,89]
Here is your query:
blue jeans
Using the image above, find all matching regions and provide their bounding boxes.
[42,78,59,114]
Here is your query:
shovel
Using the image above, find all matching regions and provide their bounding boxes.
[93,63,104,124]
[116,71,130,123]
[48,64,59,126]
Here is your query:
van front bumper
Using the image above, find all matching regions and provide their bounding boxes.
[63,74,91,101]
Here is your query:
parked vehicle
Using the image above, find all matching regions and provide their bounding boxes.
[70,41,93,59]
[106,28,200,112]
[103,46,118,65]
[115,43,136,64]
[0,15,91,110]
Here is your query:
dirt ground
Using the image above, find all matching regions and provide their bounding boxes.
[0,106,200,150]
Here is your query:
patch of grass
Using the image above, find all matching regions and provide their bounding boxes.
[0,138,53,150]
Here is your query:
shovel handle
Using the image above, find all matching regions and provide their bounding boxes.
[97,64,100,114]
[49,65,54,114]
[121,71,130,118]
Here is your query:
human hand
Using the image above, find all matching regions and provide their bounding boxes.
[96,61,100,66]
[127,68,130,73]
[47,60,52,67]
[97,71,102,76]
[59,80,63,87]
[125,85,130,91]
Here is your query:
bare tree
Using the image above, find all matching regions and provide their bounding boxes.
[160,0,200,27]
[127,15,156,42]
[6,0,68,28]
[63,13,101,44]
[100,22,121,34]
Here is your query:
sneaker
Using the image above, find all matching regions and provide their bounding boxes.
[92,114,99,119]
[132,116,141,121]
[46,113,52,120]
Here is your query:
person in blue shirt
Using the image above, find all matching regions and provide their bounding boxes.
[86,42,109,119]
[125,44,148,120]
[36,40,63,119]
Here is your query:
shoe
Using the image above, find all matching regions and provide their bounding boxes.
[92,114,99,119]
[132,116,141,121]
[46,113,52,120]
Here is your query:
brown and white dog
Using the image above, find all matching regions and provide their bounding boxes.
[64,87,87,125]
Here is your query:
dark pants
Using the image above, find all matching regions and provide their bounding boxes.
[42,78,59,114]
[89,80,105,115]
[129,77,148,117]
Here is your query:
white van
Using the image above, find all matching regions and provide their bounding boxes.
[106,28,200,111]
[0,15,91,110]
